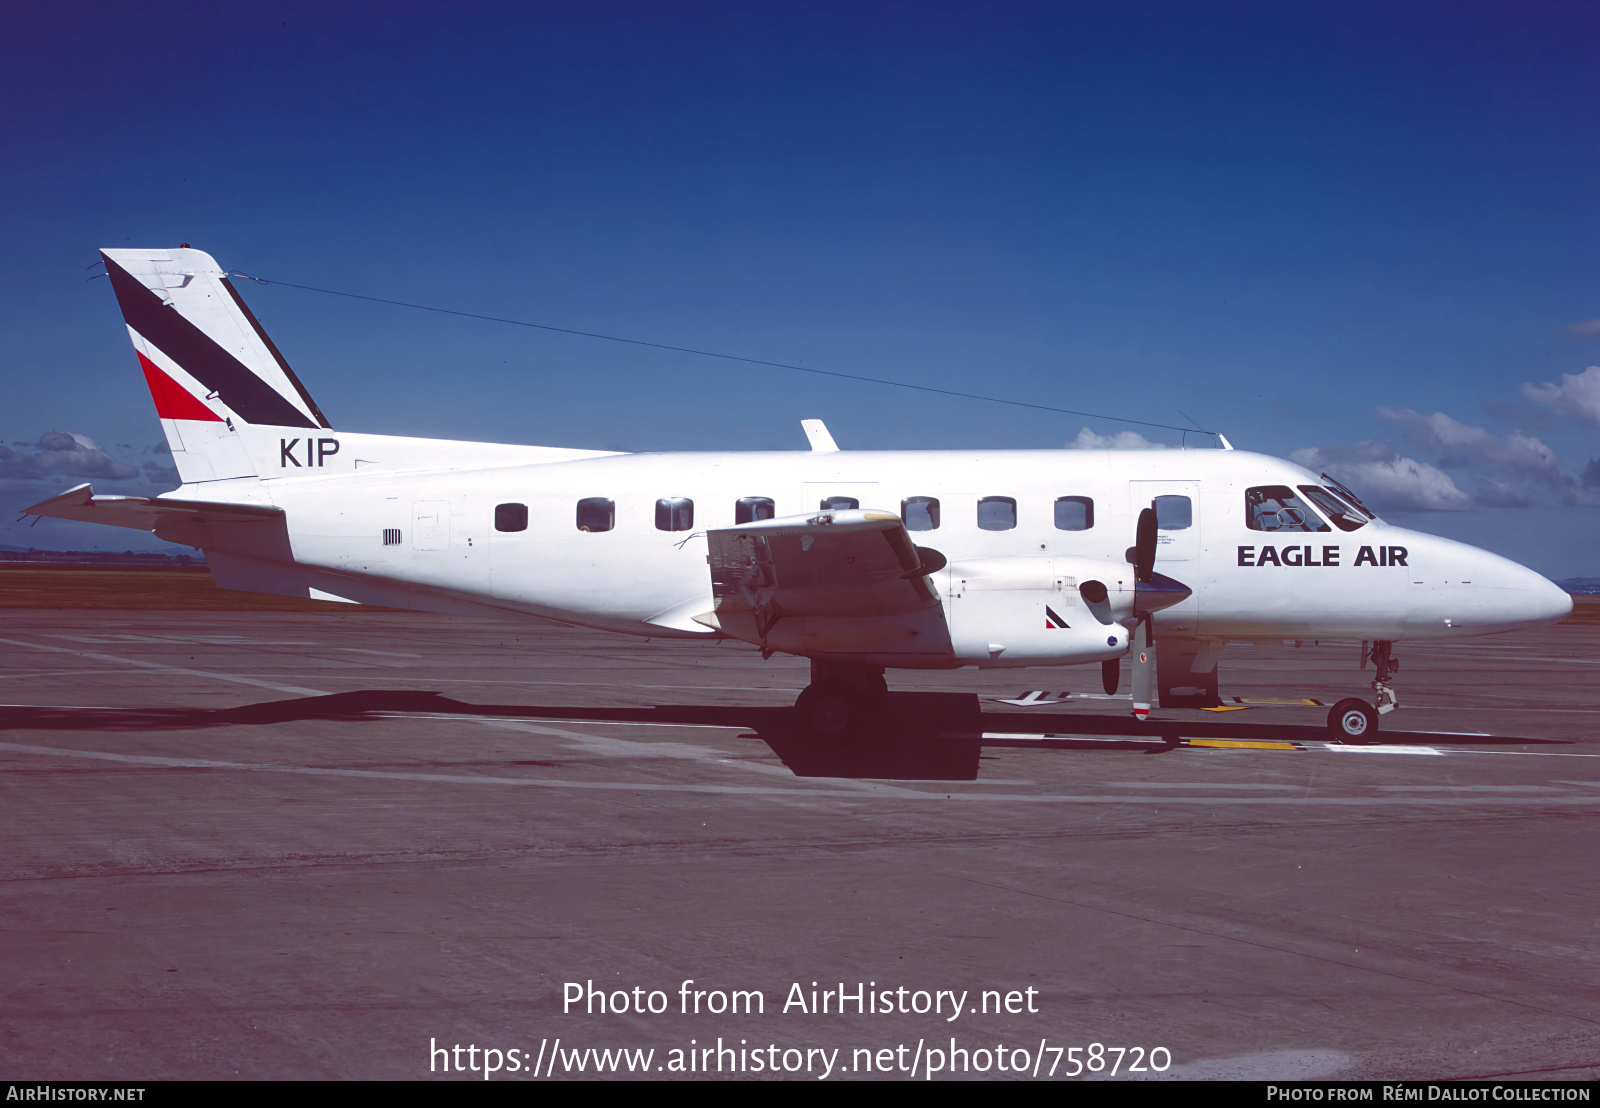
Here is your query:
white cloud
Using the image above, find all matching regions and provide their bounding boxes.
[1568,319,1600,338]
[1067,427,1169,450]
[1291,443,1473,512]
[1,430,174,491]
[1371,408,1592,508]
[25,431,140,481]
[1521,365,1600,428]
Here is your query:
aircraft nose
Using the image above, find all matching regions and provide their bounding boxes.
[1448,543,1571,631]
[1473,547,1572,627]
[1517,564,1574,626]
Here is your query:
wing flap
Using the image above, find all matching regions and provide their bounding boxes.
[707,508,947,656]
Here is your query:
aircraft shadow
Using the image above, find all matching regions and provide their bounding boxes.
[0,689,1566,783]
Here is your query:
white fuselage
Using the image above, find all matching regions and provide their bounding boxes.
[203,443,1570,666]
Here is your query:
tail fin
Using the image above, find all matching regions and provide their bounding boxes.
[102,247,330,482]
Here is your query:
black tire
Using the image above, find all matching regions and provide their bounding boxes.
[794,682,860,738]
[1328,698,1378,742]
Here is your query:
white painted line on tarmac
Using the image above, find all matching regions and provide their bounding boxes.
[1101,782,1303,789]
[372,712,749,730]
[0,740,900,798]
[5,741,1600,807]
[0,703,752,731]
[467,718,885,788]
[1324,744,1443,755]
[1377,784,1559,792]
[0,703,126,709]
[1395,730,1491,737]
[1439,749,1600,759]
[951,732,1161,744]
[0,637,325,697]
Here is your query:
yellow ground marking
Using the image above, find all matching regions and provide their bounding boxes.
[1186,739,1299,750]
[1200,705,1254,713]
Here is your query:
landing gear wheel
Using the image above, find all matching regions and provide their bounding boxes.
[1101,658,1119,696]
[794,682,862,738]
[1329,698,1379,742]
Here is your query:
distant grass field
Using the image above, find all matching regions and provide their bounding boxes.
[0,565,399,611]
[1566,594,1600,625]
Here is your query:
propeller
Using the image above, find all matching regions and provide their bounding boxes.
[1125,505,1193,720]
[1134,506,1158,583]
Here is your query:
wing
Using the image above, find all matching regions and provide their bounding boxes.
[705,508,952,661]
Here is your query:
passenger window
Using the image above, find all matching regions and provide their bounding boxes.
[1054,496,1094,531]
[494,503,528,533]
[819,496,859,510]
[1245,486,1327,533]
[977,496,1017,531]
[902,496,940,531]
[1299,485,1367,532]
[1154,494,1193,530]
[735,497,775,524]
[576,498,615,532]
[655,497,694,532]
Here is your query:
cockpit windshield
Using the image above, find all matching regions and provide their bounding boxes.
[1246,485,1330,532]
[1298,485,1368,532]
[1320,473,1376,520]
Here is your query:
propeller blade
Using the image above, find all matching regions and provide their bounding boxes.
[1134,507,1158,583]
[1127,505,1164,719]
[1131,616,1155,720]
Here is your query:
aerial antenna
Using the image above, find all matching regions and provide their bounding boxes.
[228,270,1219,437]
[1176,410,1220,450]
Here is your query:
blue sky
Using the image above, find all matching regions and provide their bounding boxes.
[4,2,1599,575]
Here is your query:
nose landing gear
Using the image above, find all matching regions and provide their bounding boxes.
[1328,640,1398,741]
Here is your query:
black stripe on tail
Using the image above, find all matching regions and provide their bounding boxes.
[104,255,318,429]
[220,277,331,429]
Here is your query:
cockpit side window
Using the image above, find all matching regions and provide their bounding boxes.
[1245,485,1329,532]
[1298,486,1367,532]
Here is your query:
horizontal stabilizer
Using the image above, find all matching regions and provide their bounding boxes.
[24,482,282,533]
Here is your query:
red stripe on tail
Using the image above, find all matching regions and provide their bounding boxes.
[138,351,223,421]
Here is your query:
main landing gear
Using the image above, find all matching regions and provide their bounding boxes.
[1327,639,1399,742]
[793,660,888,738]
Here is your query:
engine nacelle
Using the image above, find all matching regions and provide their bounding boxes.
[940,555,1134,668]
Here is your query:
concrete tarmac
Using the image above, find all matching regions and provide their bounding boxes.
[1,608,1597,1081]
